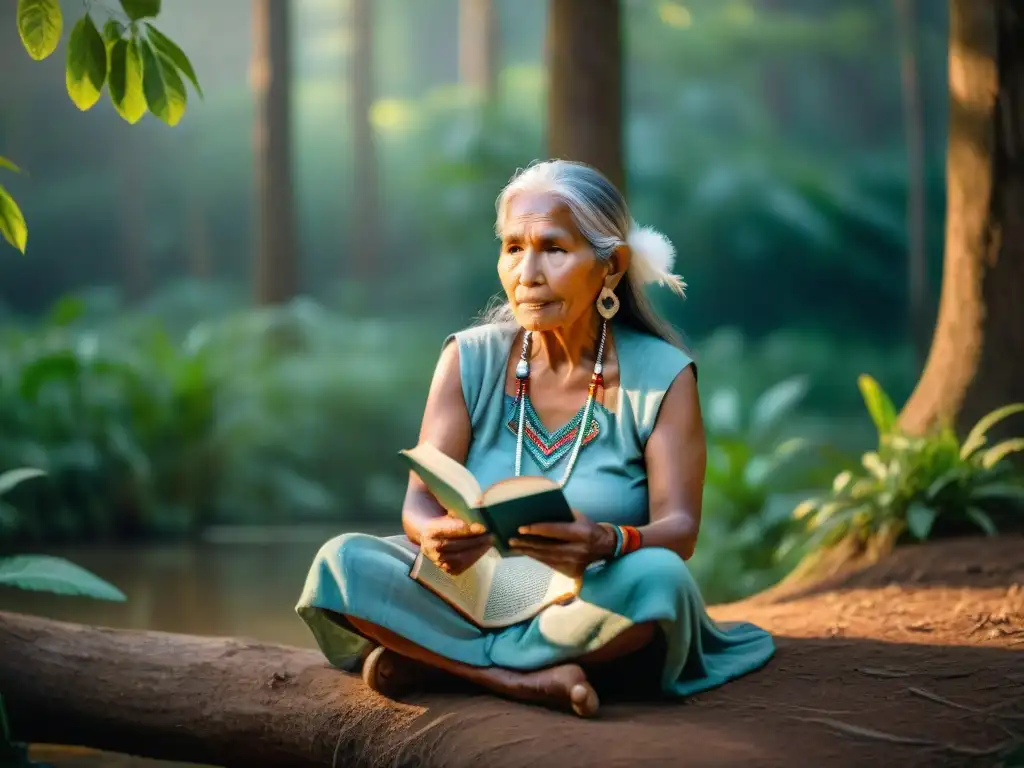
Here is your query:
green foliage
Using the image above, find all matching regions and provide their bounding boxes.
[689,374,842,602]
[139,37,187,126]
[16,0,62,61]
[0,182,27,255]
[0,292,436,542]
[5,0,200,251]
[0,555,126,600]
[65,15,107,111]
[784,377,1024,579]
[0,468,45,497]
[120,0,162,22]
[107,37,147,124]
[0,471,124,768]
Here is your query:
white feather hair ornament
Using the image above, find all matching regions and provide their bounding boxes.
[625,224,687,297]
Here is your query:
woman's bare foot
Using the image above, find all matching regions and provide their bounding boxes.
[502,663,600,718]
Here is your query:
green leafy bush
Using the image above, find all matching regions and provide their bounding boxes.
[783,375,1024,581]
[0,295,439,542]
[689,374,843,602]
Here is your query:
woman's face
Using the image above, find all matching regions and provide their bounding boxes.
[498,192,607,333]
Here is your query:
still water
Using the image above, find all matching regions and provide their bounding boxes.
[1,525,398,767]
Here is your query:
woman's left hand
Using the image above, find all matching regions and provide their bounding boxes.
[508,511,614,578]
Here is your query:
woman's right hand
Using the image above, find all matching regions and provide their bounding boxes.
[419,515,492,576]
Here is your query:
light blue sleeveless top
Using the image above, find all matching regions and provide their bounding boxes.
[445,320,694,528]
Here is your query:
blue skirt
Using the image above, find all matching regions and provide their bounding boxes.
[295,532,775,697]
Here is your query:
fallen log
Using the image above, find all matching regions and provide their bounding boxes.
[0,611,430,768]
[2,540,1022,768]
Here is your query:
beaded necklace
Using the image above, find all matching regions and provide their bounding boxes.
[510,320,608,486]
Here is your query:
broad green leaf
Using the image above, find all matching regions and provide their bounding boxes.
[832,470,853,494]
[145,24,203,98]
[965,506,999,536]
[0,183,28,253]
[961,403,1024,459]
[906,503,937,541]
[925,468,962,501]
[66,15,108,111]
[103,19,126,44]
[0,555,126,601]
[0,157,21,174]
[108,38,147,124]
[119,0,161,21]
[857,374,897,436]
[140,40,187,126]
[750,376,808,434]
[17,0,63,60]
[981,438,1024,469]
[970,483,1024,505]
[0,467,45,496]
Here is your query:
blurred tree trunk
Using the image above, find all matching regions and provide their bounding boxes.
[758,0,794,134]
[894,0,930,367]
[252,0,299,305]
[546,0,624,191]
[459,0,498,101]
[119,130,148,304]
[898,0,1024,444]
[186,193,212,280]
[349,0,380,282]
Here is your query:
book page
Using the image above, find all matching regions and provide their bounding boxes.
[411,549,498,623]
[481,475,560,506]
[399,443,483,522]
[480,556,578,627]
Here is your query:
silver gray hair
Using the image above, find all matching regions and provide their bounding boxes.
[480,159,683,348]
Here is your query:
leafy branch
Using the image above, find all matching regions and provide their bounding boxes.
[4,0,201,253]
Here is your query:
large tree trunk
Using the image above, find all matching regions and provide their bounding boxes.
[252,0,299,305]
[894,0,930,366]
[459,0,498,101]
[349,0,380,283]
[546,0,624,191]
[898,0,1024,442]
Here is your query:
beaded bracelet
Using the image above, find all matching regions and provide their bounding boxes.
[600,523,624,559]
[600,523,642,559]
[619,525,642,555]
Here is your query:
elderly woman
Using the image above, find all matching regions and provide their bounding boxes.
[296,160,774,717]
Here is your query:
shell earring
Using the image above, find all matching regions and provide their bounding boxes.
[596,286,620,320]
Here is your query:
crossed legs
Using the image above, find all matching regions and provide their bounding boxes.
[346,615,657,717]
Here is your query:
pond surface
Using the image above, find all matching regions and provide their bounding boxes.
[2,524,398,767]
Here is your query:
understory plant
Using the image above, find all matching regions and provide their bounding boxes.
[689,374,840,602]
[0,467,127,767]
[782,375,1024,581]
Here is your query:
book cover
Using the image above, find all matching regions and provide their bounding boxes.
[399,442,575,553]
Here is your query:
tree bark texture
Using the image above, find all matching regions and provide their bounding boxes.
[894,0,930,366]
[546,0,624,191]
[0,611,427,768]
[252,0,299,305]
[459,0,498,101]
[898,0,1024,442]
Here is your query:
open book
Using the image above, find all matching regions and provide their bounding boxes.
[398,442,575,554]
[410,548,579,629]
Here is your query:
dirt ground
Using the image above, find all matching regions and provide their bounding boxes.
[26,536,1024,768]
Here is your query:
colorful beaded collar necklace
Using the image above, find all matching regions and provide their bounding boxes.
[509,320,608,486]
